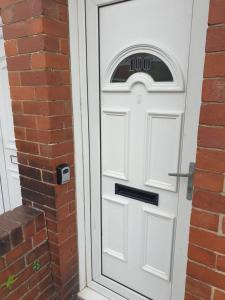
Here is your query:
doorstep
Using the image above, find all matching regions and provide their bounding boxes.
[78,287,110,300]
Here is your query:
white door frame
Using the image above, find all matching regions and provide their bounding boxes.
[0,17,22,212]
[68,1,209,299]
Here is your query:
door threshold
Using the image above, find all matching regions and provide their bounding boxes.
[78,287,110,300]
[78,281,128,300]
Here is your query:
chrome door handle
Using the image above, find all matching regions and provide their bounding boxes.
[168,172,192,177]
[168,162,195,201]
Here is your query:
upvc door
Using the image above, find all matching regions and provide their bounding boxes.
[84,1,208,299]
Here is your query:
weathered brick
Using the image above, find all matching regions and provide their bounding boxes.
[191,209,219,232]
[188,244,216,268]
[198,126,225,149]
[194,171,224,193]
[202,79,225,102]
[185,276,211,300]
[187,261,225,291]
[200,103,225,126]
[214,290,225,300]
[193,190,225,214]
[206,27,225,52]
[204,53,225,78]
[196,148,225,173]
[209,0,225,25]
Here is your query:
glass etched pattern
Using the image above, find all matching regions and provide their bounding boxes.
[111,53,173,83]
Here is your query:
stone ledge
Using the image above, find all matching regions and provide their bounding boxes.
[0,205,45,256]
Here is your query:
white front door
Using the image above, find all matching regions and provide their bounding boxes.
[84,1,208,299]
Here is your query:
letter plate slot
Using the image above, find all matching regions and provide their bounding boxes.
[115,183,158,206]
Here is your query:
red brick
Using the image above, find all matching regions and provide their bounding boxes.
[21,286,39,300]
[36,285,55,300]
[193,190,225,214]
[42,0,59,19]
[3,18,43,40]
[2,0,42,24]
[14,127,26,140]
[14,115,36,128]
[33,229,47,246]
[200,103,225,126]
[60,38,69,54]
[24,221,35,240]
[20,177,55,197]
[35,213,46,232]
[17,35,59,54]
[186,276,211,300]
[35,86,71,101]
[198,126,225,149]
[217,255,225,272]
[19,165,41,181]
[11,86,35,101]
[188,244,216,268]
[20,71,48,85]
[31,52,69,69]
[8,72,20,86]
[191,209,219,232]
[26,242,48,264]
[190,227,225,254]
[223,217,225,234]
[206,27,225,52]
[12,101,23,114]
[16,140,39,155]
[0,257,5,271]
[187,261,225,290]
[29,264,51,289]
[58,4,68,22]
[20,70,70,86]
[214,290,225,300]
[6,240,32,265]
[4,283,28,300]
[36,115,72,130]
[209,0,225,25]
[205,53,225,78]
[23,101,65,116]
[202,79,225,102]
[194,171,224,193]
[196,148,225,173]
[4,40,18,56]
[0,0,18,9]
[42,18,68,38]
[39,141,73,158]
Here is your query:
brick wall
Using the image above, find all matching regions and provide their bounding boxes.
[0,206,53,300]
[0,0,78,299]
[1,0,225,300]
[185,0,225,299]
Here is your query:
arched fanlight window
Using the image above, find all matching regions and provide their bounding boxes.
[111,53,174,83]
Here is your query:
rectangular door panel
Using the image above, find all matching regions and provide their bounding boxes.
[102,110,130,180]
[102,196,129,262]
[144,112,183,191]
[142,207,175,281]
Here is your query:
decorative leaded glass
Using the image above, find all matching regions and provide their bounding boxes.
[111,53,173,83]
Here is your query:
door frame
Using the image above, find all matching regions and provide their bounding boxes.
[68,1,209,299]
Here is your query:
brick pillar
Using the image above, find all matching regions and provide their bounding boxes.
[185,0,225,299]
[1,0,78,299]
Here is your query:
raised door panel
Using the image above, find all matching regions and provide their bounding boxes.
[102,110,130,180]
[144,112,183,191]
[142,207,175,281]
[102,196,128,262]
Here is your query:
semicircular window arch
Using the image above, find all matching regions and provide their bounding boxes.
[111,53,174,83]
